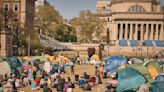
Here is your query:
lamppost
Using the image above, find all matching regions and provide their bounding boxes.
[106,29,111,56]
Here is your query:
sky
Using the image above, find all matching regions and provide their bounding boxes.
[47,0,164,19]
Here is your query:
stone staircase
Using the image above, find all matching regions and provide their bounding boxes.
[39,35,69,50]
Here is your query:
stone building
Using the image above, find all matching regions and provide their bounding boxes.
[0,0,36,56]
[35,0,49,12]
[97,0,164,57]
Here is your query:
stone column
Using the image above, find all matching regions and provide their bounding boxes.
[130,23,133,40]
[141,24,143,41]
[145,24,149,40]
[125,23,128,40]
[134,24,138,40]
[0,31,13,57]
[119,23,123,40]
[155,24,159,40]
[150,24,154,40]
[160,24,163,40]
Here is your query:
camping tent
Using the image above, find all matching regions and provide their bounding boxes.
[130,58,143,64]
[91,54,100,61]
[116,67,146,92]
[150,81,164,92]
[128,64,152,82]
[155,75,164,82]
[145,62,162,79]
[0,61,11,76]
[105,56,127,73]
[8,56,23,68]
[31,56,48,61]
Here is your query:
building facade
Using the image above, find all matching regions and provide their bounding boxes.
[0,0,36,56]
[97,0,164,57]
[35,0,49,12]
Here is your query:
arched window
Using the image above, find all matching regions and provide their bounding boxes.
[128,5,146,12]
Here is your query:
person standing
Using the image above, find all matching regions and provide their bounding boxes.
[70,65,74,75]
[44,60,51,74]
[95,66,102,84]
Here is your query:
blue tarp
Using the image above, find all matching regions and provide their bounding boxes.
[119,40,128,46]
[116,67,146,92]
[144,40,154,46]
[130,40,138,46]
[105,56,127,73]
[155,40,164,47]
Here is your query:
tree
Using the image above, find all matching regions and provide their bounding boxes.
[70,10,107,43]
[35,5,63,35]
[35,5,76,43]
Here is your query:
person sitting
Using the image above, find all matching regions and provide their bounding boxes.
[43,83,51,92]
[35,77,40,86]
[83,82,91,91]
[31,80,39,90]
[67,85,73,92]
[84,72,90,80]
[74,75,79,84]
[79,77,86,88]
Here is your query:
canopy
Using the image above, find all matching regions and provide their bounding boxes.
[105,56,127,73]
[116,67,146,92]
[31,56,48,61]
[0,61,11,76]
[128,64,152,82]
[150,81,164,92]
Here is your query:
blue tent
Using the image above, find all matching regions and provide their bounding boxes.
[105,56,127,73]
[116,67,146,92]
[155,75,164,82]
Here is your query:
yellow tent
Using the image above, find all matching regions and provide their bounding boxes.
[147,66,159,80]
[91,54,100,61]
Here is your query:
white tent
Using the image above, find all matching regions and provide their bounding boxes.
[0,61,11,76]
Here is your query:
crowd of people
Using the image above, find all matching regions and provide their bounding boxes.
[0,57,106,92]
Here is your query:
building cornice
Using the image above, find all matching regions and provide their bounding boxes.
[111,0,159,5]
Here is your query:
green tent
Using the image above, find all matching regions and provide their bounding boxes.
[150,81,164,92]
[8,56,23,68]
[31,56,48,62]
[116,67,146,92]
[128,64,152,82]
